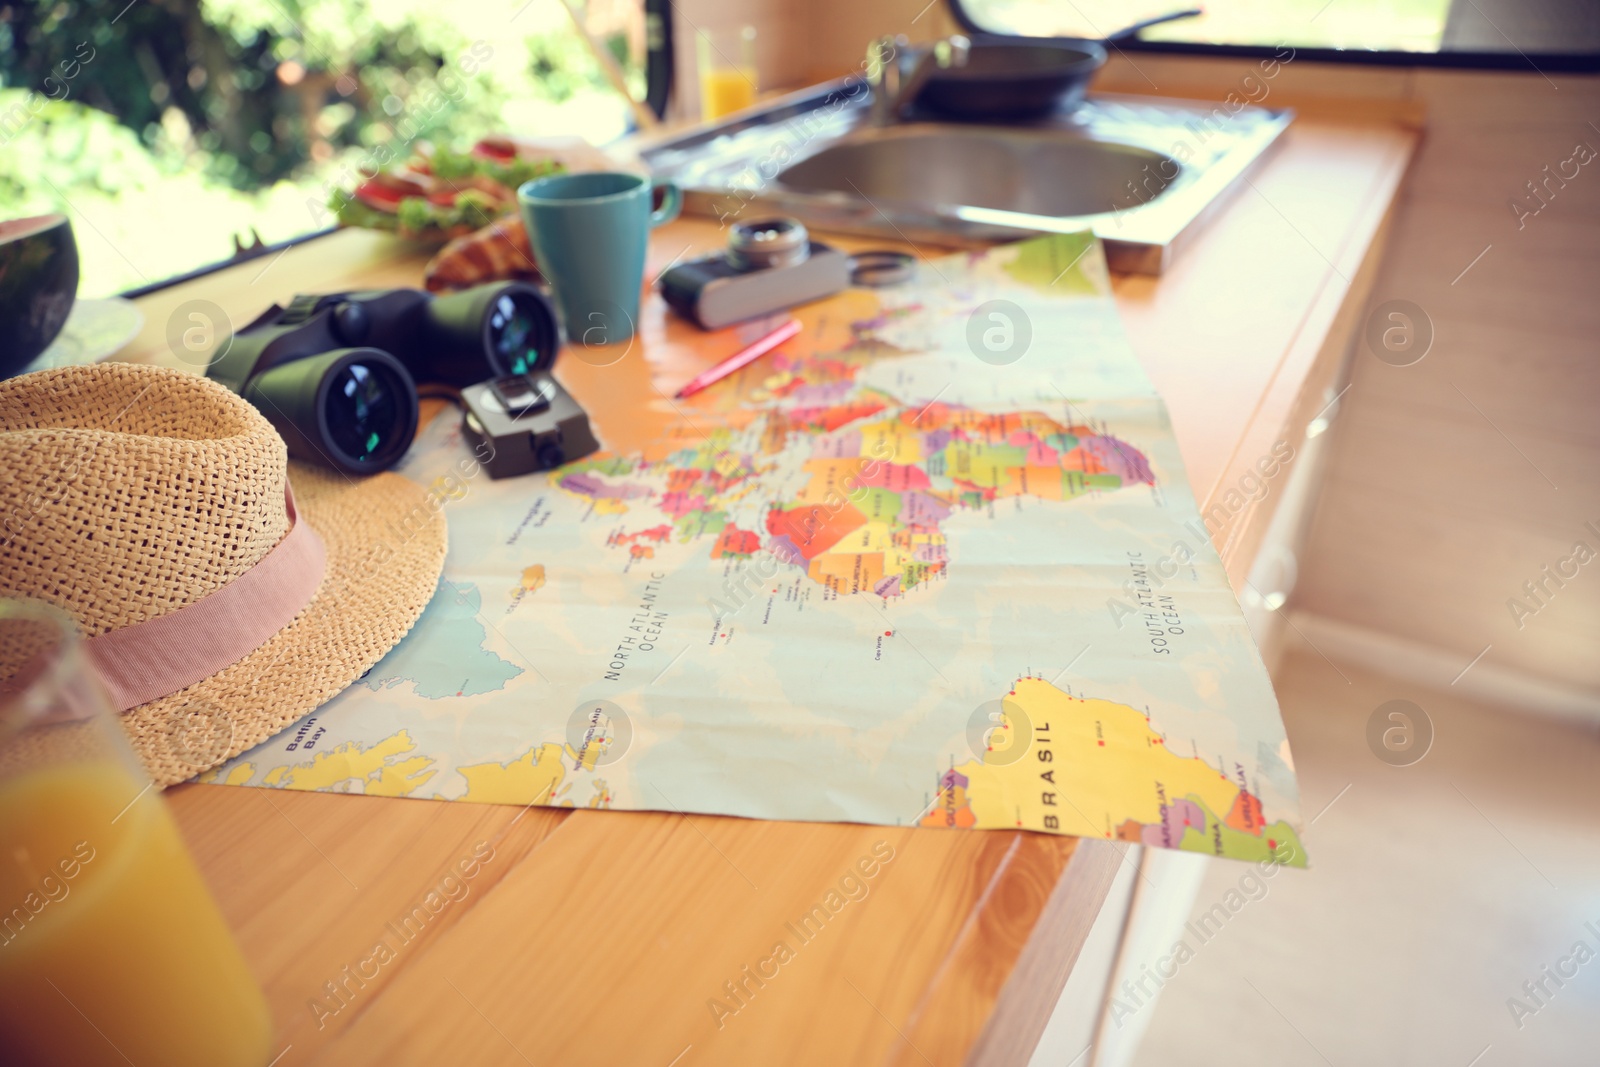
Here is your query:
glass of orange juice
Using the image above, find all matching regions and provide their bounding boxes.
[698,25,758,121]
[0,599,273,1067]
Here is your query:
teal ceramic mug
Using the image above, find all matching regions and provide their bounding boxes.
[518,171,681,349]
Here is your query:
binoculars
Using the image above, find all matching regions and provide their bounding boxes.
[206,283,561,475]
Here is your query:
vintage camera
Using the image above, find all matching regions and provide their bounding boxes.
[460,374,601,479]
[659,217,852,329]
[207,282,591,475]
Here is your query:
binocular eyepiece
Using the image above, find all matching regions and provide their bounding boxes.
[206,283,561,475]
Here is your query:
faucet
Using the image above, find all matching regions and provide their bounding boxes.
[866,34,970,126]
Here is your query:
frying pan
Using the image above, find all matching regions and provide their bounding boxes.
[913,9,1203,121]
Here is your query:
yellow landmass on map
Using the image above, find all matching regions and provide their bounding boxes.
[260,731,435,796]
[458,742,566,804]
[895,526,947,552]
[858,419,919,465]
[367,755,438,797]
[928,679,1240,837]
[564,739,605,773]
[197,763,255,786]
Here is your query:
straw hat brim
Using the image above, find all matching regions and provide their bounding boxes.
[121,462,447,787]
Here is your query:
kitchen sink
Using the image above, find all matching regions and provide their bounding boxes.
[640,82,1292,274]
[778,125,1179,220]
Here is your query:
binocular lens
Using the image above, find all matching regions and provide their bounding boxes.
[242,348,418,475]
[325,362,407,466]
[425,281,559,386]
[488,290,547,375]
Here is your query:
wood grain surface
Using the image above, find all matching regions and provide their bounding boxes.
[125,111,1415,1065]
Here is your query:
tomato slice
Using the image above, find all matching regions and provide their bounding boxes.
[473,138,517,162]
[352,179,406,212]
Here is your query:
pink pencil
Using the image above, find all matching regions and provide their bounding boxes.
[674,318,802,399]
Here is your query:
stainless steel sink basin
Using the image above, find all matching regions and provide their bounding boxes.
[778,125,1178,220]
[640,82,1292,274]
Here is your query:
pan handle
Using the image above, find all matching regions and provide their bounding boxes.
[1103,7,1203,43]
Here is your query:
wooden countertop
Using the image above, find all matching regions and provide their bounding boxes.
[123,111,1415,1066]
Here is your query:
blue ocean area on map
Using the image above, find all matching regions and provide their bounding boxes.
[359,582,522,699]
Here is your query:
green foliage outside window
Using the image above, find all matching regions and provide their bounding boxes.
[0,0,644,296]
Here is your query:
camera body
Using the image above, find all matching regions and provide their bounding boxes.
[207,282,593,476]
[659,217,851,329]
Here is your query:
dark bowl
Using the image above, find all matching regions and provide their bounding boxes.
[914,38,1107,121]
[0,214,80,379]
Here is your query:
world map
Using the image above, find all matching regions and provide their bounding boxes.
[562,401,1155,601]
[204,233,1307,866]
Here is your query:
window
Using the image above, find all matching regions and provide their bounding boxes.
[0,0,658,297]
[951,0,1600,61]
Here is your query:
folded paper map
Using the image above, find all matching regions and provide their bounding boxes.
[206,233,1308,866]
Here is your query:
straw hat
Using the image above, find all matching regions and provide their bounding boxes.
[0,362,446,785]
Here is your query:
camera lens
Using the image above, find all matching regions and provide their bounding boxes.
[728,217,810,271]
[240,347,418,475]
[325,361,407,466]
[535,438,565,470]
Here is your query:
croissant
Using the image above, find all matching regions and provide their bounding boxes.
[423,214,541,292]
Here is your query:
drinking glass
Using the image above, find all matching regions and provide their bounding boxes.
[698,25,758,120]
[0,599,273,1066]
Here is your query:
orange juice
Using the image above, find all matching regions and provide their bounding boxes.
[701,66,758,120]
[0,762,272,1066]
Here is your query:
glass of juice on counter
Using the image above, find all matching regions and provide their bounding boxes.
[698,25,758,121]
[0,600,273,1067]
